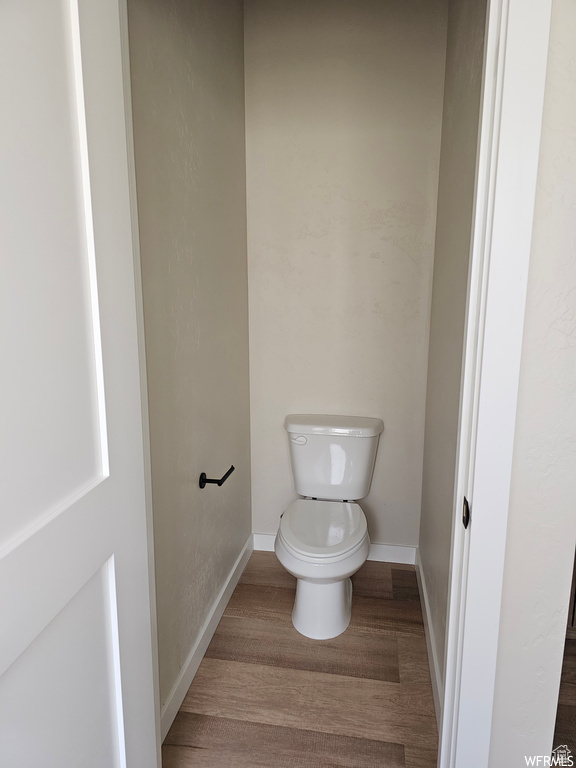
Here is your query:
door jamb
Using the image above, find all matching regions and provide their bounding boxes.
[117,1,162,764]
[438,1,552,765]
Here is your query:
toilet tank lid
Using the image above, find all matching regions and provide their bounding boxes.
[284,414,384,437]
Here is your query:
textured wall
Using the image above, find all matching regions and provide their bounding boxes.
[489,1,576,761]
[245,0,448,544]
[127,0,251,709]
[418,0,487,686]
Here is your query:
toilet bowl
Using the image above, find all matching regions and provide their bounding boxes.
[275,414,383,640]
[275,499,370,639]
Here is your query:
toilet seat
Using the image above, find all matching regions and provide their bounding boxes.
[279,499,368,561]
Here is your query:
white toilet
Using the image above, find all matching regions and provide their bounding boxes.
[275,414,384,640]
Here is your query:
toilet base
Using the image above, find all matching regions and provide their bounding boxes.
[292,577,353,640]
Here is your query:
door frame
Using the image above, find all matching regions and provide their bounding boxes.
[118,0,162,762]
[116,0,554,762]
[438,1,552,766]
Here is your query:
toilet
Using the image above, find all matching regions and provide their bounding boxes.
[275,414,384,640]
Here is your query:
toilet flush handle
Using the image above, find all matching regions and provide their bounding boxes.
[289,435,307,446]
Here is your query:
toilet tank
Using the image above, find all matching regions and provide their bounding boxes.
[285,414,384,500]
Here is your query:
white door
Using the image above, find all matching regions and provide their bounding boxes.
[0,1,159,766]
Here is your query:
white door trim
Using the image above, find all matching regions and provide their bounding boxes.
[117,0,162,761]
[439,1,552,766]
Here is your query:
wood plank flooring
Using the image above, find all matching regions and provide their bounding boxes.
[163,553,438,767]
[554,638,576,752]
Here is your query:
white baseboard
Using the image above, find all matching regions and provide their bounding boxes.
[253,532,416,565]
[368,542,416,564]
[160,535,253,741]
[415,547,443,728]
[253,532,275,551]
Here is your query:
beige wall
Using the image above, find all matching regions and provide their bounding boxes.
[127,0,251,709]
[245,0,448,544]
[418,0,487,685]
[490,1,576,761]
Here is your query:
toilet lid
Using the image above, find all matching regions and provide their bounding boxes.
[279,499,368,558]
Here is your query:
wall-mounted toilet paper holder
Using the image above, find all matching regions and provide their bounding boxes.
[199,465,235,489]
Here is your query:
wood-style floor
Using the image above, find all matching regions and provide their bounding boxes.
[554,638,576,751]
[162,552,438,767]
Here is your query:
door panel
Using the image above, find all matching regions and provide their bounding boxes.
[0,1,159,765]
[0,562,123,768]
[0,0,105,547]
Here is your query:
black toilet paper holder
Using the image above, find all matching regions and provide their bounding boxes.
[199,465,235,489]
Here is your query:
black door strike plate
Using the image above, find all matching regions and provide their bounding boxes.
[463,496,471,529]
